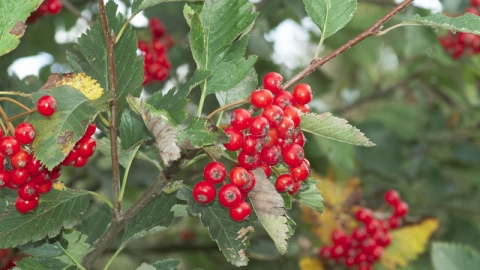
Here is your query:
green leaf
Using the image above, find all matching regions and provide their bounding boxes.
[303,0,357,40]
[301,112,375,147]
[27,86,110,170]
[14,257,71,270]
[405,13,480,35]
[0,1,43,57]
[55,230,93,266]
[0,189,91,248]
[136,259,180,270]
[78,203,112,245]
[177,184,255,267]
[122,193,177,245]
[215,68,257,107]
[296,179,324,214]
[74,1,143,116]
[177,118,228,149]
[249,168,295,254]
[132,0,203,15]
[119,109,151,150]
[19,240,64,257]
[189,0,258,96]
[432,242,480,270]
[147,69,212,124]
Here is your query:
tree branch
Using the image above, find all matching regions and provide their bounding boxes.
[282,0,414,90]
[97,0,122,219]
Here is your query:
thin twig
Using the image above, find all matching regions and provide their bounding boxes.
[0,91,32,98]
[7,109,37,122]
[0,97,31,112]
[97,0,122,219]
[0,106,15,135]
[282,0,414,90]
[205,97,249,120]
[60,0,93,26]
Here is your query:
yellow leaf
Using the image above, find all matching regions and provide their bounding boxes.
[381,218,439,269]
[50,73,104,100]
[53,181,66,191]
[299,257,325,270]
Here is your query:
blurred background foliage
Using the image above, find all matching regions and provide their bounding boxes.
[1,0,480,269]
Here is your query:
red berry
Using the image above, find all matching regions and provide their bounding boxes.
[260,145,281,166]
[288,181,301,195]
[237,151,260,170]
[229,201,252,222]
[83,123,97,138]
[290,159,310,181]
[293,83,313,105]
[61,149,79,166]
[295,103,310,113]
[276,117,295,139]
[319,246,331,259]
[229,166,249,188]
[262,105,284,127]
[14,122,36,144]
[37,95,57,116]
[388,216,402,229]
[281,144,304,167]
[230,108,251,131]
[218,184,242,208]
[77,138,96,158]
[361,238,376,254]
[293,132,306,147]
[138,40,149,52]
[18,182,39,201]
[394,201,409,217]
[471,0,480,6]
[37,180,53,194]
[73,156,88,167]
[27,155,44,176]
[263,72,283,94]
[47,0,62,14]
[15,196,39,214]
[152,40,166,54]
[384,189,401,206]
[10,168,30,186]
[249,116,270,137]
[366,219,380,235]
[204,162,227,185]
[0,136,21,156]
[223,127,244,151]
[242,135,262,155]
[239,171,256,193]
[273,91,294,108]
[0,170,11,188]
[50,167,62,181]
[355,208,373,224]
[31,171,50,184]
[283,106,301,127]
[11,150,29,168]
[276,137,293,149]
[275,174,294,193]
[352,226,367,242]
[259,163,272,178]
[250,89,273,108]
[377,232,391,247]
[331,245,345,259]
[193,181,216,204]
[331,229,345,244]
[260,128,277,148]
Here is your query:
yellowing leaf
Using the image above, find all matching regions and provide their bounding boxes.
[53,181,66,191]
[381,219,439,269]
[299,257,325,270]
[42,73,104,100]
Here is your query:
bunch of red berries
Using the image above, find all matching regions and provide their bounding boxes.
[0,248,25,270]
[439,0,480,59]
[319,190,408,270]
[26,0,62,24]
[138,18,173,85]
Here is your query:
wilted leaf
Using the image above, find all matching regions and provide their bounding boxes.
[431,242,480,270]
[404,13,480,35]
[381,219,439,269]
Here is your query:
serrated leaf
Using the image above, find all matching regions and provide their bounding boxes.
[0,1,42,56]
[119,109,151,150]
[132,0,203,15]
[147,69,212,124]
[55,230,93,265]
[0,189,91,248]
[74,1,143,115]
[19,240,64,257]
[177,118,228,149]
[27,86,110,169]
[431,242,480,270]
[404,13,480,35]
[381,219,439,269]
[215,68,257,107]
[296,179,324,214]
[189,0,258,96]
[122,193,177,245]
[177,184,255,267]
[14,257,71,270]
[303,0,357,40]
[301,112,375,147]
[249,168,294,254]
[136,259,180,270]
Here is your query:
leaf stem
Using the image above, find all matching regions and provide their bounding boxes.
[0,91,32,98]
[117,145,140,203]
[97,0,122,219]
[0,97,31,111]
[98,113,111,128]
[205,97,249,120]
[0,106,15,135]
[196,81,208,117]
[7,109,37,122]
[88,191,114,210]
[373,22,420,36]
[102,244,126,270]
[114,13,138,44]
[56,240,86,270]
[283,0,414,90]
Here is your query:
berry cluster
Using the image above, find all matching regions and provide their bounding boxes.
[138,18,173,85]
[26,0,62,24]
[319,190,408,270]
[192,72,314,222]
[439,0,480,59]
[0,248,24,270]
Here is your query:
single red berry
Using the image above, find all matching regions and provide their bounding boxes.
[239,171,256,193]
[242,135,262,155]
[260,145,281,166]
[355,208,373,224]
[288,181,301,195]
[37,95,57,116]
[275,174,295,193]
[204,161,227,184]
[73,156,89,167]
[331,229,345,244]
[294,103,310,113]
[273,91,294,108]
[37,180,53,194]
[83,122,97,138]
[0,136,21,156]
[229,200,252,222]
[388,216,402,229]
[471,0,480,7]
[50,167,62,181]
[11,150,29,168]
[283,106,301,127]
[293,83,313,105]
[152,40,166,54]
[281,144,304,167]
[319,246,331,259]
[276,137,293,149]
[47,0,62,14]
[366,219,380,235]
[260,128,277,148]
[149,18,166,38]
[293,132,306,147]
[361,238,376,254]
[331,244,345,259]
[262,105,284,127]
[223,127,244,151]
[237,151,260,170]
[61,149,79,166]
[376,232,391,247]
[263,72,283,94]
[0,170,11,188]
[259,163,272,178]
[6,181,19,190]
[77,138,96,158]
[138,40,149,52]
[352,226,367,242]
[394,201,409,217]
[26,155,44,176]
[249,116,270,137]
[230,108,252,131]
[192,181,216,204]
[276,117,295,139]
[384,189,401,206]
[31,171,50,184]
[290,159,310,181]
[250,89,273,108]
[15,196,39,214]
[10,168,30,186]
[345,257,356,267]
[18,182,39,201]
[218,184,242,208]
[0,154,4,171]
[14,122,36,144]
[229,167,249,188]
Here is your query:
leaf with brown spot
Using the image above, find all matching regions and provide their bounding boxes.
[249,168,295,254]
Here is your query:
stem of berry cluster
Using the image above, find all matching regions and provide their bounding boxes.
[282,0,414,90]
[97,0,122,219]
